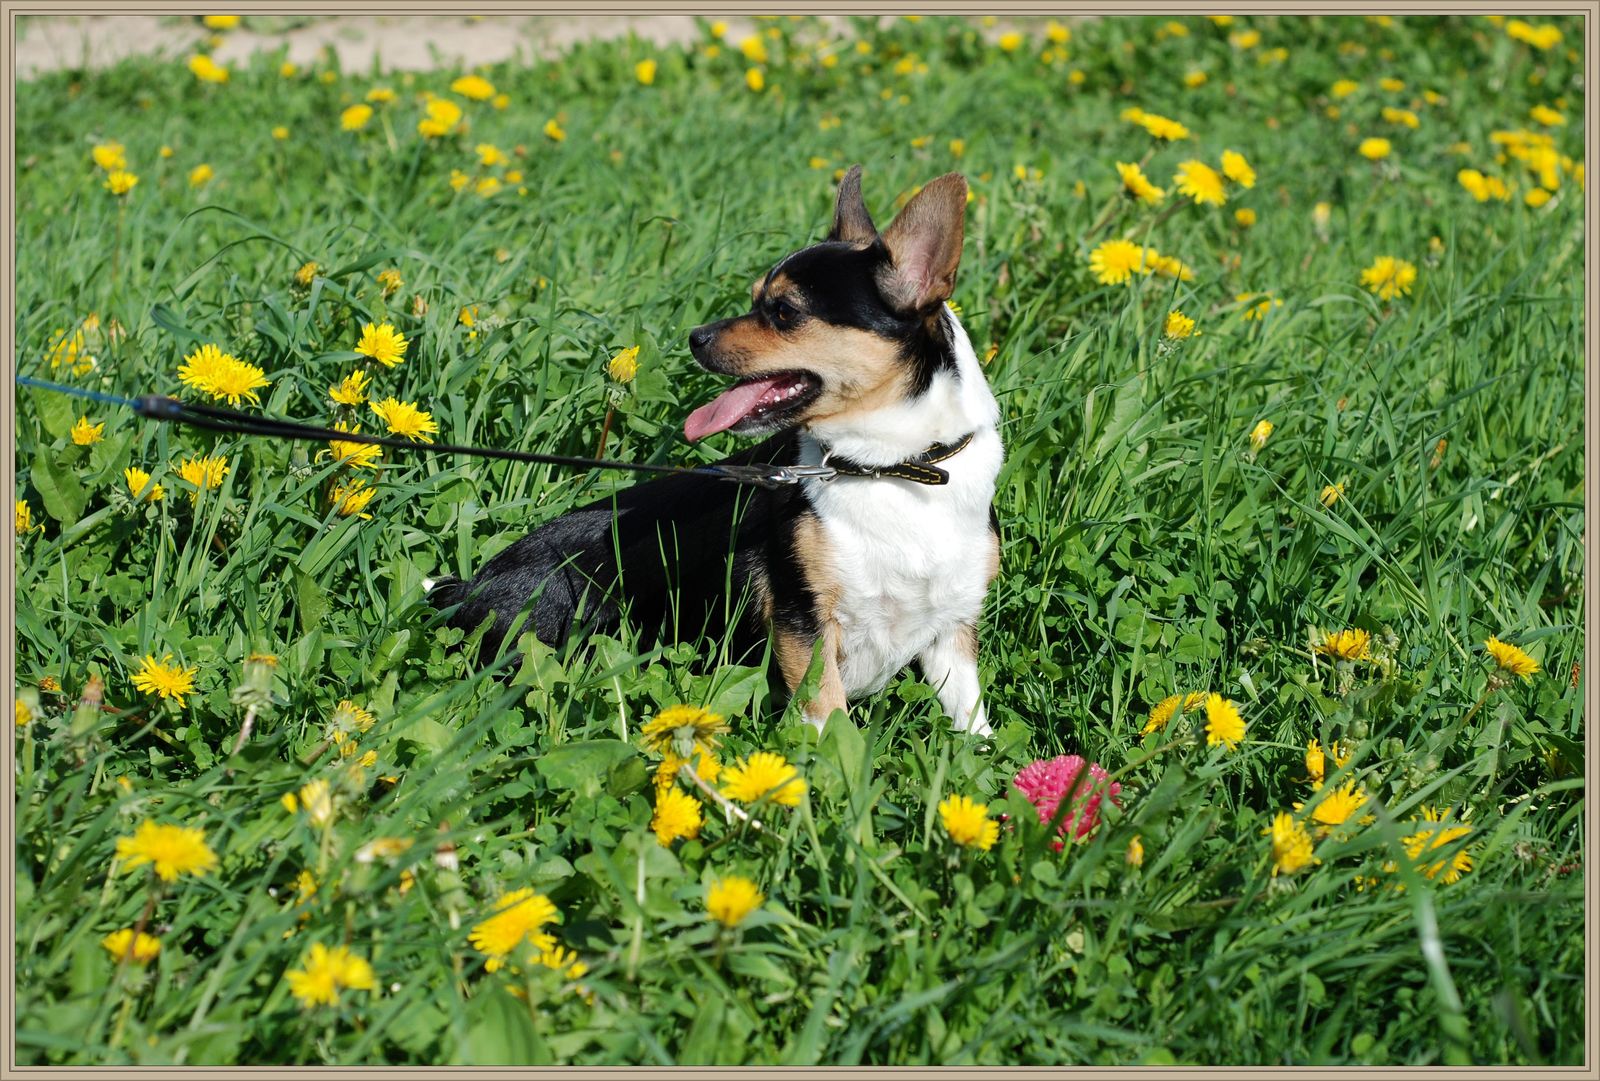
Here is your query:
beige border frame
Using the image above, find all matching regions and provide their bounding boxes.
[2,3,1596,1077]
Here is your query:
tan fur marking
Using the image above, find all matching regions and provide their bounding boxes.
[985,528,1000,584]
[954,621,979,660]
[775,516,848,721]
[711,316,912,427]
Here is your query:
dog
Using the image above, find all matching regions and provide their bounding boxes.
[428,165,1003,735]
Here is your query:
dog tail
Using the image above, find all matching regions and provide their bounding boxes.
[423,574,466,615]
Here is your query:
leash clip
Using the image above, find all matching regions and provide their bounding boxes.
[710,463,838,489]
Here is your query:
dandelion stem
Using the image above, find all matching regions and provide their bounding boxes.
[679,763,764,833]
[595,405,616,459]
[1107,736,1190,784]
[231,704,258,756]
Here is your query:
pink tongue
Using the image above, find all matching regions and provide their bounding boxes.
[684,375,790,441]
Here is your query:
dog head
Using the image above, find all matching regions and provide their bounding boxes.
[684,165,968,442]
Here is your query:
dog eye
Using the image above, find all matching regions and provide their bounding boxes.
[770,299,799,327]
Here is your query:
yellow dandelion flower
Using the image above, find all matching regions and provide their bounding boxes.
[1524,188,1552,208]
[285,943,376,1008]
[651,786,703,846]
[1126,835,1144,866]
[470,888,558,967]
[640,704,727,757]
[327,423,381,470]
[635,59,657,85]
[188,55,229,83]
[124,467,164,503]
[475,143,506,168]
[657,748,722,788]
[1237,292,1281,321]
[450,74,495,101]
[1398,807,1474,883]
[1319,482,1346,507]
[1163,310,1197,339]
[271,125,290,140]
[329,369,371,406]
[15,500,34,537]
[607,345,640,383]
[1235,208,1257,227]
[366,87,396,103]
[998,31,1023,52]
[1088,239,1154,285]
[739,34,768,64]
[1331,79,1359,98]
[1305,738,1326,784]
[706,876,764,927]
[1220,149,1256,188]
[1358,137,1391,160]
[1317,628,1371,661]
[377,268,403,296]
[1184,70,1207,88]
[1135,111,1190,141]
[1204,693,1245,750]
[722,751,806,807]
[104,170,139,196]
[202,15,241,30]
[340,103,373,131]
[1485,637,1539,681]
[1381,106,1420,129]
[176,455,229,500]
[745,68,765,93]
[1249,419,1274,452]
[177,343,270,406]
[130,653,197,707]
[1174,159,1227,206]
[1265,812,1318,876]
[1143,690,1208,735]
[354,322,407,367]
[101,928,162,964]
[938,793,999,850]
[330,477,376,519]
[115,820,217,881]
[476,176,501,198]
[1360,255,1418,301]
[71,415,105,445]
[92,141,127,171]
[1116,161,1166,204]
[331,699,376,733]
[188,162,214,187]
[543,117,567,142]
[1301,778,1367,827]
[369,397,438,443]
[418,97,462,137]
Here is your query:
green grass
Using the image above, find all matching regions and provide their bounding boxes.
[11,13,1586,1066]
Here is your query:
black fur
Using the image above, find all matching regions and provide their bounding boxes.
[432,432,817,664]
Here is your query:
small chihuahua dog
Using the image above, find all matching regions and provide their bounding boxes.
[429,166,1002,734]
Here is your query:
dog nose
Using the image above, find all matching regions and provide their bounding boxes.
[688,324,715,354]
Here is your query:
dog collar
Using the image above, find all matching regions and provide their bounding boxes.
[821,432,976,486]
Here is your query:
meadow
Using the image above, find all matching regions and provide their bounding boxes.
[9,13,1588,1066]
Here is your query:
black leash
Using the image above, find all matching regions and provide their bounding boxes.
[14,375,837,490]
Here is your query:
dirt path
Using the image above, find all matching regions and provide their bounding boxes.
[15,14,764,79]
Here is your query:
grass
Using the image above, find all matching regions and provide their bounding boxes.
[10,13,1586,1067]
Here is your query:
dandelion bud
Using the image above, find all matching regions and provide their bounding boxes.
[230,652,279,712]
[70,675,106,738]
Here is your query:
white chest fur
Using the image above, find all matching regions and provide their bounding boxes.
[798,309,1002,700]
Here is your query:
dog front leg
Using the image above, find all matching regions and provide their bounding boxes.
[919,623,990,736]
[776,623,847,732]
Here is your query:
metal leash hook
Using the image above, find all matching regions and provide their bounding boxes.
[707,463,838,489]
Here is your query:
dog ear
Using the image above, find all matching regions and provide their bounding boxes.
[828,164,878,245]
[876,173,967,313]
